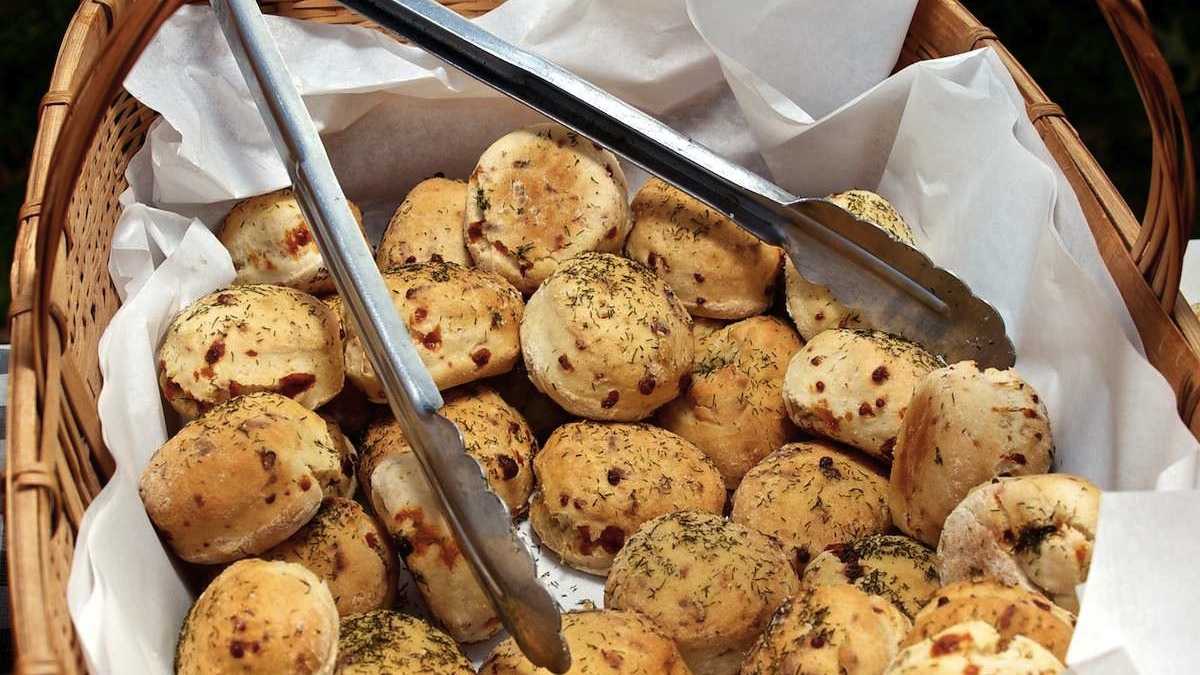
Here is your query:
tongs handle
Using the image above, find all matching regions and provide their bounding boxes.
[209,0,570,671]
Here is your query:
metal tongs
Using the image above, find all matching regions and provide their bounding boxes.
[341,0,1015,369]
[210,0,572,671]
[212,0,1016,670]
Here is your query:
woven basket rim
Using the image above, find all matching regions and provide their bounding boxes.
[6,1,1197,673]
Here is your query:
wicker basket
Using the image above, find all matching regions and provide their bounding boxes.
[6,0,1195,672]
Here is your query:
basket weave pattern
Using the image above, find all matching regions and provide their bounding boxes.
[6,1,1195,673]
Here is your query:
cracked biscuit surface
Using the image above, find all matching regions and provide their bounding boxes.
[938,474,1098,612]
[465,123,630,294]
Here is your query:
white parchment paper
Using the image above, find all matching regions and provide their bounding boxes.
[68,2,1200,673]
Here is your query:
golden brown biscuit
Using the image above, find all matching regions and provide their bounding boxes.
[261,497,395,617]
[626,178,784,319]
[218,187,365,294]
[740,584,911,675]
[889,362,1054,546]
[175,559,338,675]
[480,609,692,675]
[337,610,473,674]
[803,534,939,619]
[323,418,359,499]
[939,475,1098,612]
[605,511,799,675]
[466,123,630,293]
[658,316,802,487]
[784,190,915,340]
[343,261,524,400]
[488,361,572,444]
[904,580,1076,662]
[530,421,725,574]
[731,442,891,571]
[139,393,347,564]
[377,177,471,269]
[829,190,915,245]
[691,316,728,344]
[782,329,941,461]
[158,284,344,418]
[886,620,1064,674]
[521,252,694,421]
[358,386,535,642]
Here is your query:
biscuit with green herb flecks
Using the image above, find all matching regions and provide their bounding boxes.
[626,178,784,319]
[377,177,471,269]
[605,511,799,675]
[731,442,891,572]
[358,385,535,642]
[218,187,365,295]
[261,497,395,617]
[658,316,802,488]
[803,534,939,618]
[740,584,910,675]
[337,610,473,674]
[481,609,692,674]
[158,284,344,418]
[784,189,915,340]
[139,392,348,564]
[782,328,941,461]
[938,474,1097,612]
[903,580,1075,662]
[175,559,338,675]
[343,261,524,401]
[521,252,694,421]
[465,123,630,294]
[885,620,1064,674]
[530,421,725,575]
[691,316,728,344]
[889,362,1054,547]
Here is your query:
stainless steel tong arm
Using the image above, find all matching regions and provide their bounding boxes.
[209,0,571,671]
[338,0,1015,368]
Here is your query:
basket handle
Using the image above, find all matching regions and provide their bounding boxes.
[1096,0,1196,310]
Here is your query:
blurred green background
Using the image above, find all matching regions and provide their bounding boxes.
[1,1,1198,335]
